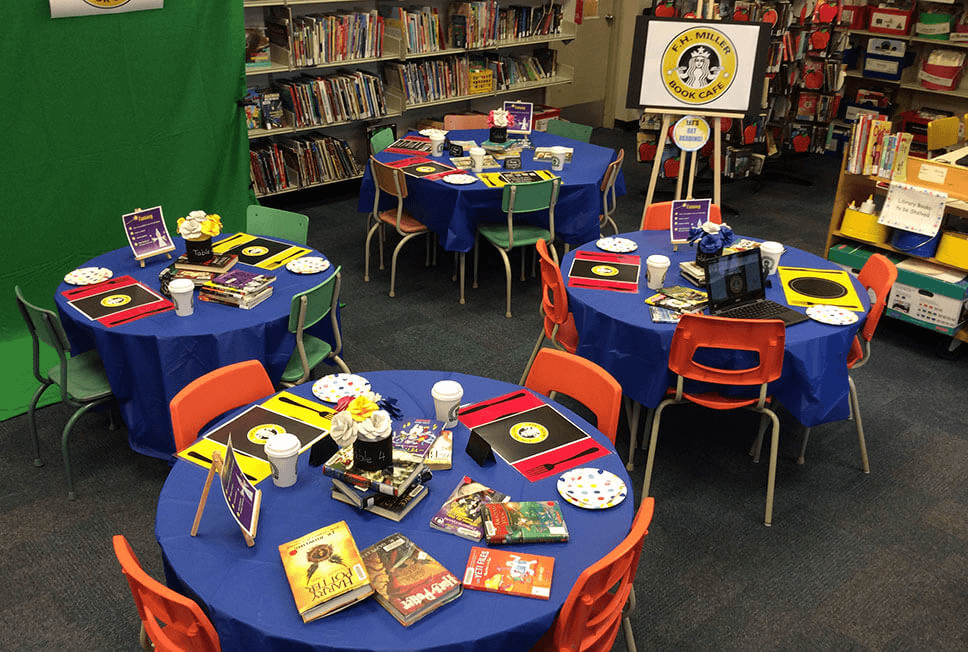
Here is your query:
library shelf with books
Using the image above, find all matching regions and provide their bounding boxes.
[243,0,580,198]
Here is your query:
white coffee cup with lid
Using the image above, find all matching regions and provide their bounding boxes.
[646,255,671,290]
[168,279,195,317]
[551,146,568,171]
[760,241,784,277]
[264,432,301,488]
[431,380,464,428]
[469,147,486,172]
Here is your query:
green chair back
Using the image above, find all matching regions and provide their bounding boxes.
[246,205,309,245]
[370,126,395,154]
[282,267,350,385]
[288,268,340,334]
[15,286,71,390]
[501,178,560,214]
[545,119,594,143]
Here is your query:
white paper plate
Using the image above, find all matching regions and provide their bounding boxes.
[286,256,330,274]
[419,128,448,137]
[312,374,372,403]
[596,237,638,253]
[556,467,628,510]
[64,267,113,286]
[442,173,478,185]
[806,304,859,326]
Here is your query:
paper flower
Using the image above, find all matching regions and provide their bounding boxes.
[329,398,391,448]
[688,221,734,253]
[488,109,509,128]
[177,210,222,241]
[347,395,380,422]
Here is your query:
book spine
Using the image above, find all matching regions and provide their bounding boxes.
[322,465,397,496]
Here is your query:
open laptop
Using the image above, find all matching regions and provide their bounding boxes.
[704,248,808,326]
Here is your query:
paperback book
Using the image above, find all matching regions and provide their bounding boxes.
[392,418,443,464]
[173,252,238,274]
[423,430,453,470]
[463,546,554,600]
[482,500,569,544]
[644,285,708,313]
[331,480,428,522]
[430,476,510,541]
[278,520,373,623]
[322,444,426,497]
[361,533,463,626]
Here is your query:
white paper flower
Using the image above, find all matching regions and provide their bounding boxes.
[329,410,357,448]
[356,410,391,442]
[490,109,509,128]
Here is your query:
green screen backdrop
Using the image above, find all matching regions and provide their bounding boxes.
[1,2,250,420]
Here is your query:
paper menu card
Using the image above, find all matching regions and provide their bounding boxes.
[877,181,947,237]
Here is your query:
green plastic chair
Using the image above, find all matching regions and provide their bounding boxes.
[246,204,309,246]
[472,177,561,318]
[15,285,116,500]
[369,126,395,155]
[280,267,351,386]
[545,118,594,143]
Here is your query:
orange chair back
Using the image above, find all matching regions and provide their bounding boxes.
[370,155,408,200]
[524,348,622,444]
[536,239,571,337]
[669,313,785,390]
[113,535,221,652]
[443,113,490,130]
[599,148,625,192]
[856,253,897,344]
[640,201,722,230]
[169,359,274,452]
[543,497,655,652]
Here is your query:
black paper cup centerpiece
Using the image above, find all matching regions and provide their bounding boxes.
[353,436,392,471]
[185,237,214,263]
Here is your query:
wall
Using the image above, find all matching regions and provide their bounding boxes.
[1,2,250,420]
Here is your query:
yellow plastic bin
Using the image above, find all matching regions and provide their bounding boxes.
[840,208,891,244]
[935,231,968,268]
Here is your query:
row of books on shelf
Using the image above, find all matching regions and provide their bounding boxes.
[244,89,284,132]
[279,70,389,129]
[290,10,385,66]
[846,116,914,178]
[250,134,363,196]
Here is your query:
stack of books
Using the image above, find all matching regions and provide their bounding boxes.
[645,285,709,324]
[198,268,276,309]
[173,252,237,275]
[326,419,444,521]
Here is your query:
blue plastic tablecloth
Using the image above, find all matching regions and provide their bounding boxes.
[155,370,635,652]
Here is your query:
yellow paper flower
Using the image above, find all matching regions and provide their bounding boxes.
[347,396,379,422]
[200,214,222,237]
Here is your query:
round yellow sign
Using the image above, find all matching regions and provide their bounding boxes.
[672,116,711,152]
[591,265,620,277]
[247,424,285,445]
[242,245,269,257]
[100,294,132,308]
[662,27,737,106]
[509,421,549,444]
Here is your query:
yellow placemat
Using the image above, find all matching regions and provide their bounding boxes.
[261,391,335,433]
[212,233,311,270]
[477,169,557,188]
[778,266,865,312]
[176,438,273,484]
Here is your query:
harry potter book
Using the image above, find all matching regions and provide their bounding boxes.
[278,520,373,623]
[361,533,463,626]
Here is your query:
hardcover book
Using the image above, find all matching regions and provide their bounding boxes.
[362,533,463,626]
[331,481,428,522]
[429,476,510,541]
[462,547,554,600]
[482,500,569,544]
[173,252,238,274]
[323,444,426,497]
[278,520,373,623]
[206,269,276,295]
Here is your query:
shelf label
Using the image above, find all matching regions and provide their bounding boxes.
[918,164,948,185]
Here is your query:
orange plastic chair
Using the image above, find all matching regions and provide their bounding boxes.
[530,497,655,652]
[113,534,221,652]
[364,156,434,298]
[599,149,625,236]
[795,253,898,467]
[443,113,490,130]
[169,359,274,453]
[642,313,786,526]
[519,239,579,384]
[639,200,723,230]
[524,348,622,445]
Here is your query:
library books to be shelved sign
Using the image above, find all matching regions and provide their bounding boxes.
[626,17,771,117]
[50,0,162,19]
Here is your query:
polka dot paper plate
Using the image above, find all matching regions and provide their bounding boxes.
[806,304,859,326]
[312,374,372,403]
[596,237,638,253]
[442,173,478,185]
[64,267,113,286]
[286,256,331,274]
[556,468,628,510]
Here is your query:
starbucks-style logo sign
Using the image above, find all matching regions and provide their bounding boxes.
[662,27,737,105]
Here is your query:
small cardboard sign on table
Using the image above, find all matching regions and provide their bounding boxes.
[191,435,262,547]
[122,206,175,267]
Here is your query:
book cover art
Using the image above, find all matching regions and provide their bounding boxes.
[278,520,373,622]
[208,268,276,294]
[644,285,708,313]
[392,419,442,463]
[323,444,425,496]
[430,476,510,541]
[361,533,463,626]
[482,501,569,544]
[462,547,554,600]
[331,481,428,522]
[423,430,453,470]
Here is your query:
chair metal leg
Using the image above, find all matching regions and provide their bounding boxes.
[497,248,513,318]
[625,398,641,471]
[28,382,53,467]
[761,409,781,527]
[797,426,811,464]
[520,247,527,281]
[519,329,547,386]
[363,222,382,282]
[641,400,673,497]
[331,355,352,375]
[750,413,770,464]
[849,375,870,473]
[389,232,424,298]
[472,233,480,289]
[62,401,105,500]
[458,252,466,304]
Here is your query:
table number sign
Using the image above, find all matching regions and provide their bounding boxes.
[877,181,947,237]
[122,206,175,266]
[503,155,523,170]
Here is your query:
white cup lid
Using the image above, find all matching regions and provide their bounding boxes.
[761,241,783,253]
[432,380,463,400]
[168,279,195,292]
[646,254,671,265]
[264,432,300,457]
[469,147,485,155]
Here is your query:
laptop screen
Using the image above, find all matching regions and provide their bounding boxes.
[704,248,766,312]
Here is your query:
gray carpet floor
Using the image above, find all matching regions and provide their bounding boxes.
[3,125,967,651]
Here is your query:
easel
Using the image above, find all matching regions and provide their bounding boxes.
[191,447,261,547]
[122,206,175,268]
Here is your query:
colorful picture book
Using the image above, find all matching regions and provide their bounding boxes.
[644,285,708,313]
[463,547,554,600]
[361,533,463,626]
[482,500,569,544]
[278,520,373,622]
[430,476,510,541]
[392,418,443,464]
[331,480,428,522]
[322,444,426,497]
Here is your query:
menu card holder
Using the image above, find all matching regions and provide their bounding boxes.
[465,430,496,466]
[190,437,262,547]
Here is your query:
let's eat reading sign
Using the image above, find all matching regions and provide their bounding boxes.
[877,181,948,238]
